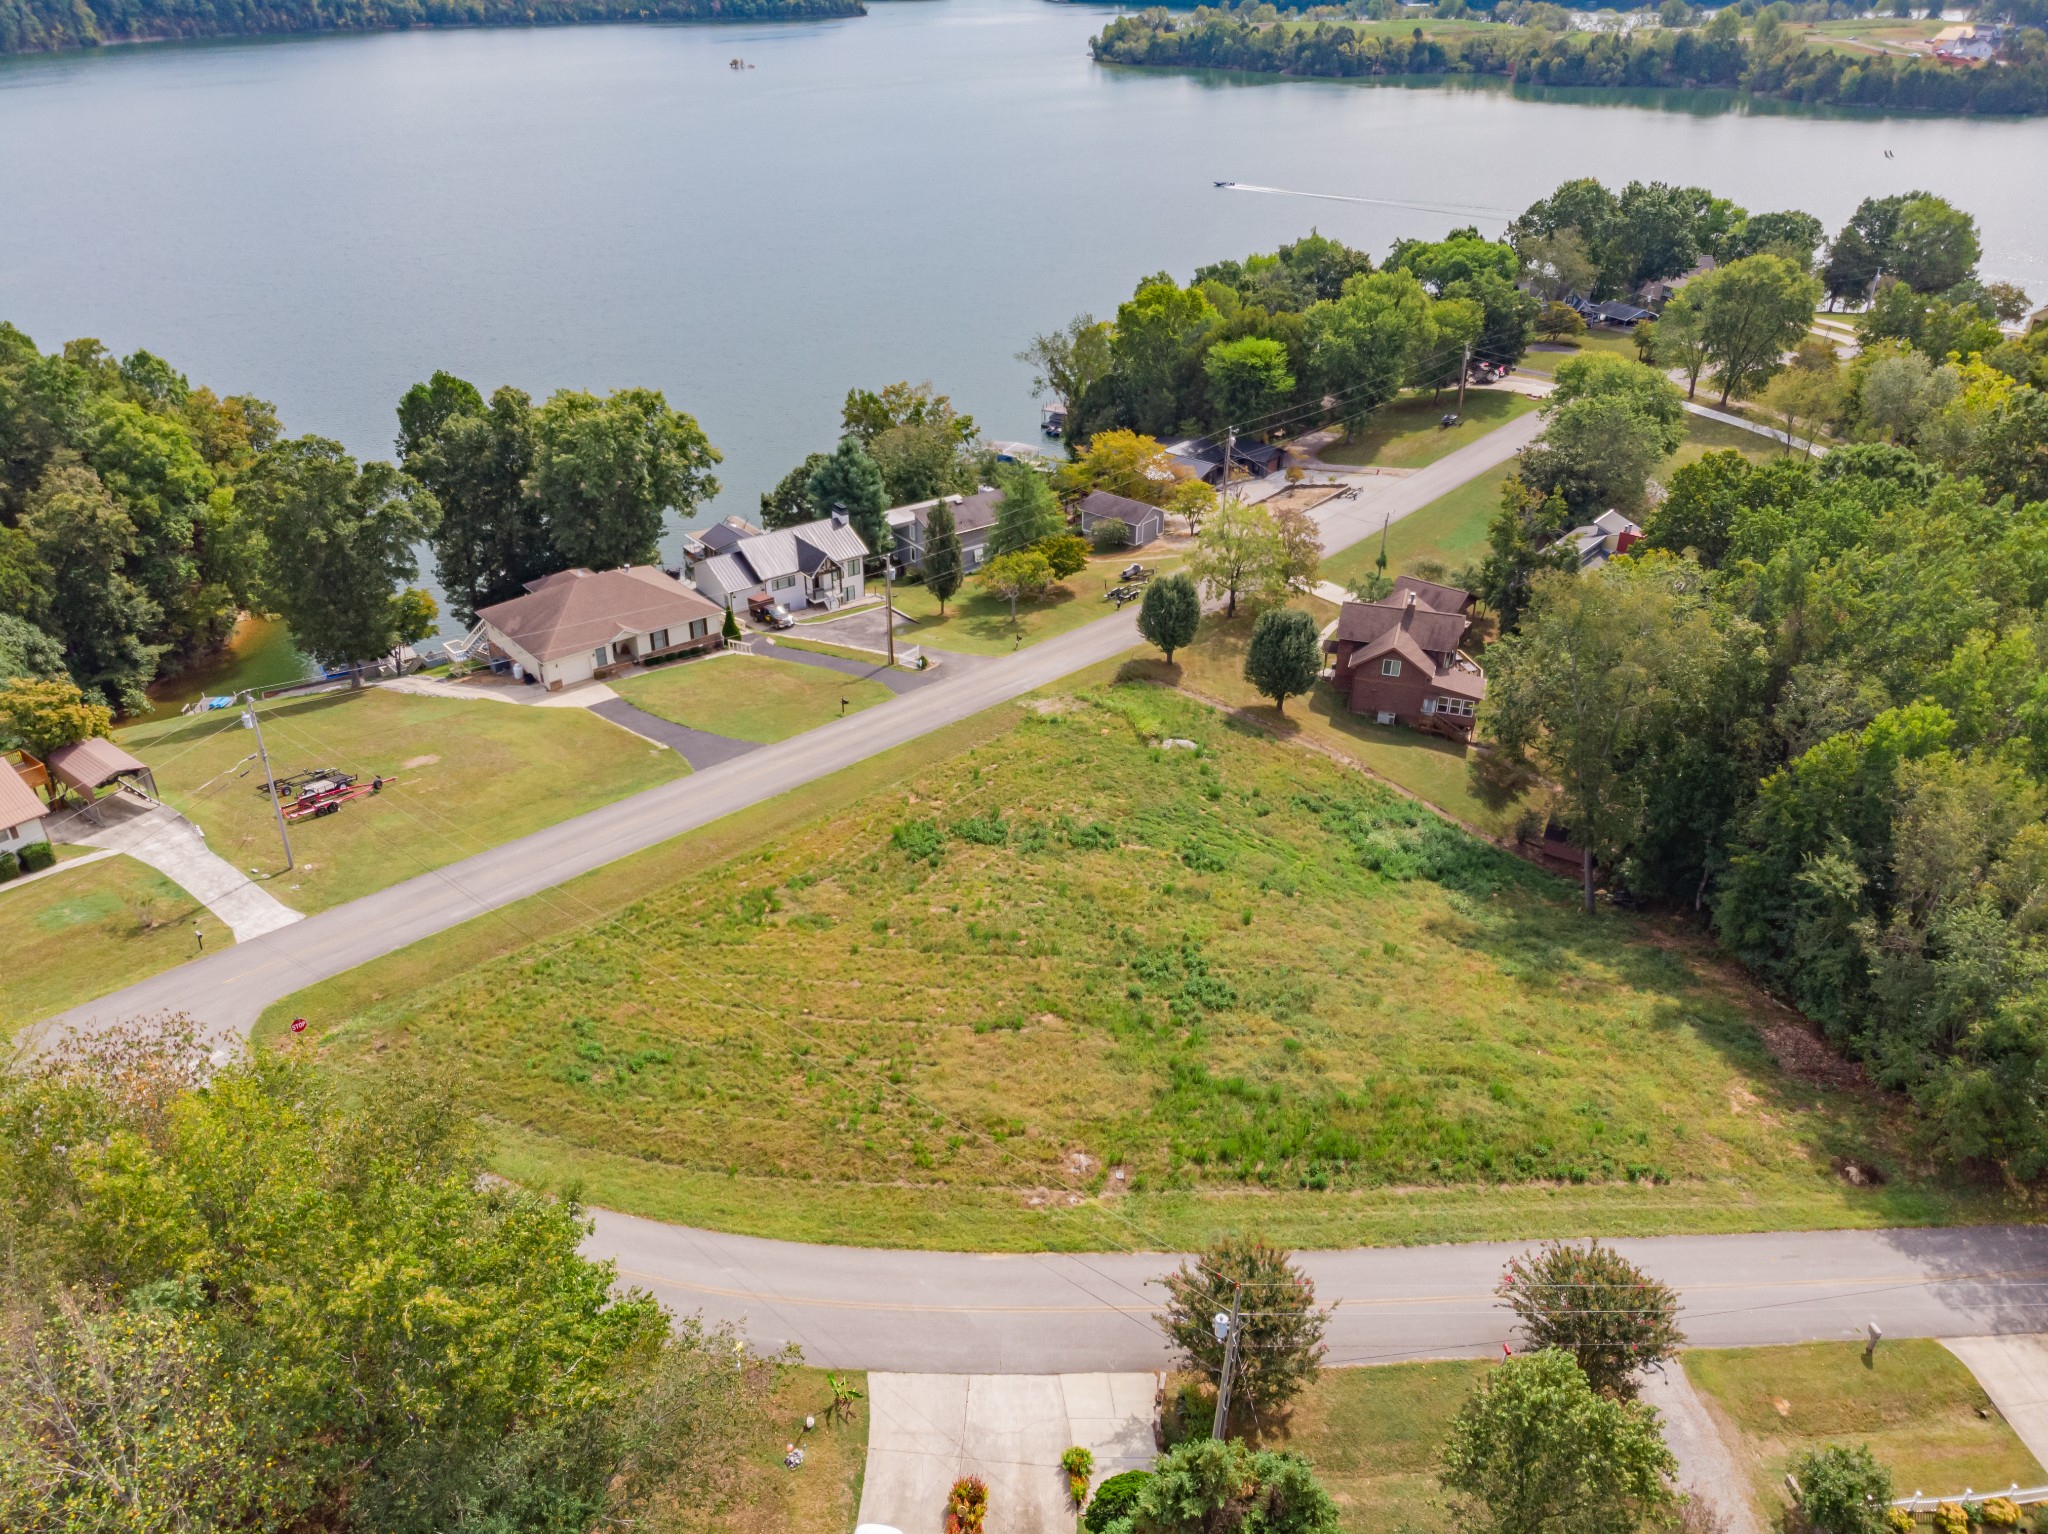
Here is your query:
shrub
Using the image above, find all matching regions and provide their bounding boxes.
[20,840,56,873]
[1091,519,1132,552]
[891,818,946,864]
[1135,1438,1338,1534]
[1985,1500,2023,1529]
[1061,1445,1094,1506]
[1934,1504,1968,1534]
[1497,1238,1685,1399]
[945,1475,989,1534]
[1792,1444,1896,1534]
[950,812,1009,846]
[721,604,741,643]
[1083,1469,1152,1532]
[1886,1509,1917,1534]
[0,849,18,882]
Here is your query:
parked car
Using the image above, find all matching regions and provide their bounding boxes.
[765,603,796,630]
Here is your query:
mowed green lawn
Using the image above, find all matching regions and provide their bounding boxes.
[614,655,893,743]
[118,688,687,913]
[1322,467,1514,593]
[1,856,228,1029]
[890,551,1178,656]
[1126,606,1523,839]
[1321,389,1538,472]
[1686,1341,2046,1519]
[282,679,1988,1251]
[1264,1361,1490,1533]
[1515,330,1643,375]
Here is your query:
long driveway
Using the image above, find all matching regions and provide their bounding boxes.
[30,409,1542,1046]
[590,1212,2048,1372]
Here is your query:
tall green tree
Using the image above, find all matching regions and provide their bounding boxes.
[0,612,66,682]
[0,674,113,758]
[528,387,720,570]
[1243,607,1323,715]
[1202,336,1295,430]
[807,435,891,555]
[988,463,1063,556]
[1688,253,1824,406]
[923,499,964,614]
[21,462,160,713]
[1017,315,1115,442]
[1138,571,1202,663]
[1113,278,1219,435]
[977,549,1052,627]
[1157,1236,1328,1432]
[760,451,832,530]
[1303,270,1437,428]
[1519,354,1685,515]
[245,437,433,686]
[1886,193,1981,294]
[1439,1350,1676,1534]
[396,374,551,623]
[1191,501,1289,619]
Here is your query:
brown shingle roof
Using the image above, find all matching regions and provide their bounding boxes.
[479,566,724,664]
[0,763,45,831]
[1391,575,1472,615]
[1332,594,1470,655]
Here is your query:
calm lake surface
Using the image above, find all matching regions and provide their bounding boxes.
[3,0,2045,546]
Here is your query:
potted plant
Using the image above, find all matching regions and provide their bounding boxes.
[1061,1445,1095,1507]
[945,1475,988,1534]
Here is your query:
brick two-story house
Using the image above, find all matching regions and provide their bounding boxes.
[1325,576,1487,739]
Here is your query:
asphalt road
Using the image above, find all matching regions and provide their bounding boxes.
[589,1210,2048,1372]
[30,409,1542,1047]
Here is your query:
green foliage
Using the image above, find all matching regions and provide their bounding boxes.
[760,450,832,531]
[1519,353,1686,515]
[17,838,54,872]
[1131,1437,1339,1534]
[923,499,965,613]
[1497,1240,1686,1399]
[1204,336,1296,429]
[891,817,947,863]
[1792,1443,1895,1534]
[1191,502,1289,619]
[1438,1349,1677,1534]
[990,462,1065,557]
[1034,533,1090,581]
[808,435,891,556]
[721,603,741,642]
[528,386,720,570]
[1139,572,1202,663]
[1242,607,1323,715]
[1158,1236,1328,1430]
[1063,1444,1095,1504]
[0,674,114,758]
[0,1015,787,1533]
[0,0,860,51]
[1084,1469,1153,1533]
[977,549,1054,622]
[1092,16,2048,117]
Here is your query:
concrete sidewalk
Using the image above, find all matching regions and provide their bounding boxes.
[858,1372,1156,1534]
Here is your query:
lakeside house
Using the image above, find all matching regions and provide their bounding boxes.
[691,512,871,615]
[1076,489,1163,550]
[680,515,764,570]
[886,489,1000,576]
[1553,509,1643,570]
[1324,576,1487,739]
[475,565,725,690]
[1164,435,1284,485]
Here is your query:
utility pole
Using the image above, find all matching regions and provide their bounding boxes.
[1222,424,1236,508]
[883,556,896,667]
[1210,1289,1243,1440]
[239,690,294,874]
[1457,340,1472,415]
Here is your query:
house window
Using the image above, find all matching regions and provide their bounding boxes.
[1380,658,1402,677]
[687,617,709,640]
[648,629,669,651]
[1435,697,1475,718]
[843,558,861,579]
[771,574,797,591]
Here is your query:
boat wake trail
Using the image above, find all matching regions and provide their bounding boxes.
[1216,181,1517,222]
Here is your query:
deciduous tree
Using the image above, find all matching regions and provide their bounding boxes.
[1243,608,1323,715]
[1203,336,1296,430]
[761,450,832,530]
[1057,428,1176,506]
[0,674,113,759]
[1497,1240,1685,1399]
[977,549,1053,627]
[1138,572,1201,664]
[529,387,720,570]
[21,462,160,714]
[1157,1236,1328,1431]
[1790,1444,1894,1534]
[1688,254,1823,406]
[1190,501,1288,619]
[397,373,551,623]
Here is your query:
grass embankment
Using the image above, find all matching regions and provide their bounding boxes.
[118,687,687,913]
[709,1367,868,1534]
[1321,390,1539,472]
[1126,605,1521,839]
[768,634,919,670]
[274,676,1996,1251]
[614,654,894,744]
[1,856,228,1029]
[890,552,1181,656]
[1686,1341,2046,1516]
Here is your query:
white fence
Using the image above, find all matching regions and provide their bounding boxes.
[1891,1483,2048,1512]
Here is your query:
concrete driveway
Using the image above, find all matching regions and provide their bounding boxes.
[858,1372,1156,1534]
[1942,1335,2048,1476]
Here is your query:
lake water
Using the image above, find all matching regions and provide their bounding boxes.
[3,0,2044,552]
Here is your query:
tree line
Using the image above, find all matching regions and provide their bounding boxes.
[1464,178,2048,1183]
[1091,8,2048,115]
[0,0,860,55]
[0,326,722,718]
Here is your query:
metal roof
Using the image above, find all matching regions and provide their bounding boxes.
[0,763,45,831]
[46,736,152,794]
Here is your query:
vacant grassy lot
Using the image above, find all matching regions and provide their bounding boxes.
[1515,331,1642,374]
[1264,1361,1490,1533]
[891,551,1179,656]
[614,655,894,743]
[285,677,1989,1250]
[1686,1341,2045,1517]
[1,856,226,1029]
[117,687,687,913]
[706,1367,868,1534]
[1126,606,1522,839]
[1322,467,1514,593]
[1321,390,1538,472]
